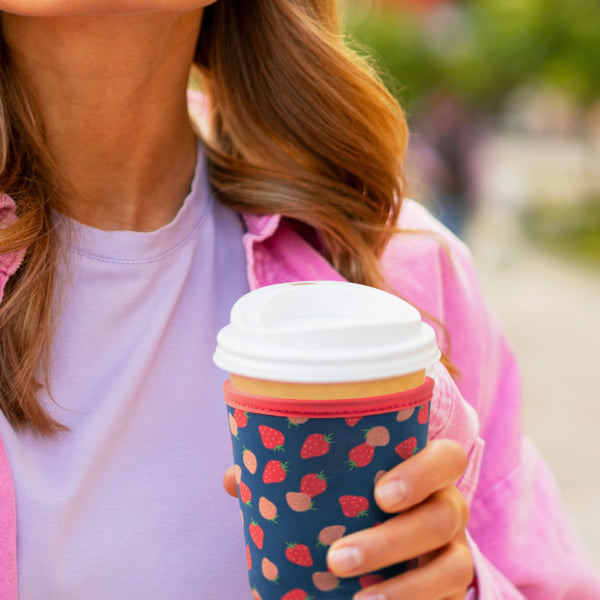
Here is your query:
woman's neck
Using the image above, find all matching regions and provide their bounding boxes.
[2,11,203,231]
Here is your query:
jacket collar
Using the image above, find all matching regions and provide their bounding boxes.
[241,213,282,242]
[0,194,25,281]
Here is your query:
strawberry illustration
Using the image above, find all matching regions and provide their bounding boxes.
[228,413,238,438]
[359,573,385,588]
[281,590,311,600]
[312,571,340,591]
[395,436,418,460]
[259,496,278,523]
[339,495,369,518]
[243,448,258,474]
[239,480,252,506]
[317,524,346,547]
[259,425,285,451]
[348,442,375,469]
[286,491,313,512]
[285,543,313,567]
[396,407,415,422]
[288,417,309,426]
[234,409,248,428]
[365,425,390,447]
[300,433,332,459]
[249,520,264,549]
[417,403,429,425]
[300,472,327,498]
[263,460,288,484]
[261,557,279,583]
[345,416,362,427]
[246,544,252,570]
[251,588,262,600]
[233,464,242,484]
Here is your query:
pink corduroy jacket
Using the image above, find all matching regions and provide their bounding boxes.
[0,191,599,599]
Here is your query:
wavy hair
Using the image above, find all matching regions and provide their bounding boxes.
[0,0,426,435]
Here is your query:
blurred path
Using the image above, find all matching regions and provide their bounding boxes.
[465,206,600,571]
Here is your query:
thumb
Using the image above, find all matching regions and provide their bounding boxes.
[223,466,239,498]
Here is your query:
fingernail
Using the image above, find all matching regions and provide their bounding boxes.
[328,545,363,573]
[376,478,408,508]
[354,593,386,600]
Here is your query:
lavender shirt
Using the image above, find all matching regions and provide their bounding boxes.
[0,149,252,598]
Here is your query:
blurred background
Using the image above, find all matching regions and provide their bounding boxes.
[345,0,600,570]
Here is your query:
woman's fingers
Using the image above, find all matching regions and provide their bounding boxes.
[353,534,474,600]
[222,466,238,498]
[327,485,470,576]
[374,439,468,513]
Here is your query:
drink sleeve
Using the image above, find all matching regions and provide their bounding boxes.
[224,377,434,599]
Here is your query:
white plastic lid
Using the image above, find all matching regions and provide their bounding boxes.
[213,281,440,383]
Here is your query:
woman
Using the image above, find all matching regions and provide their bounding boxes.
[0,1,598,599]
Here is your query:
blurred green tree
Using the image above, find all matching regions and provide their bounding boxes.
[345,0,600,111]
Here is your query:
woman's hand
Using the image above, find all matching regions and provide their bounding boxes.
[326,439,474,599]
[222,438,474,599]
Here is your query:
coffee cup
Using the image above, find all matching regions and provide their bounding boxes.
[214,281,439,599]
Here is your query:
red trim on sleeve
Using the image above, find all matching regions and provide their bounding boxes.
[223,377,434,419]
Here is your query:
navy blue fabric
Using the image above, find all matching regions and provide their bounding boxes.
[228,403,430,599]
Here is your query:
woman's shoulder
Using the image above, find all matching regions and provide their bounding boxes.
[382,199,475,297]
[392,198,472,261]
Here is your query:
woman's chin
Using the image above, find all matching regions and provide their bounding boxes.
[0,0,218,17]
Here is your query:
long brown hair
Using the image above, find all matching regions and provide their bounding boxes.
[0,0,415,435]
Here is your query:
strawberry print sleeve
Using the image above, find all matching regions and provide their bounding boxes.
[224,379,435,599]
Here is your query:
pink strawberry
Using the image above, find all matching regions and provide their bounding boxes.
[365,425,390,447]
[281,590,311,600]
[251,588,262,600]
[234,409,248,428]
[348,442,375,468]
[249,520,264,549]
[238,480,252,506]
[259,496,278,523]
[233,464,242,484]
[359,573,385,588]
[345,416,362,427]
[312,571,339,591]
[228,413,238,437]
[317,524,346,546]
[288,417,309,426]
[339,495,369,518]
[286,491,313,512]
[417,403,429,425]
[300,433,332,459]
[261,557,279,583]
[396,407,415,422]
[285,543,313,567]
[395,436,418,460]
[246,544,252,570]
[242,448,257,474]
[263,460,288,484]
[300,472,327,498]
[259,425,285,451]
